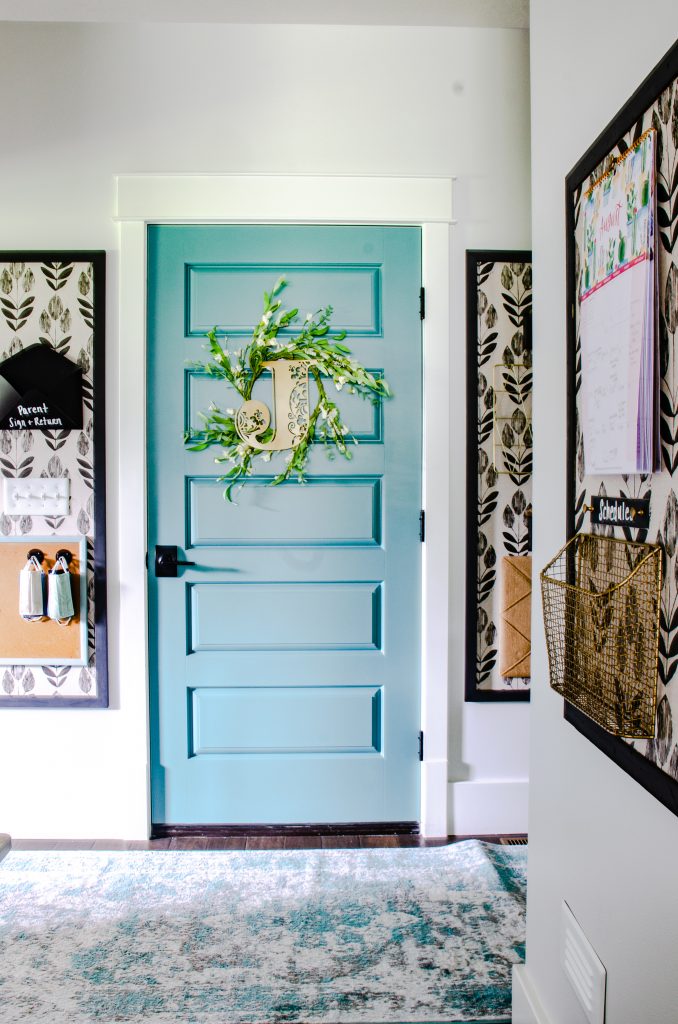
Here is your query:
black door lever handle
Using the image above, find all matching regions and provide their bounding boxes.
[154,545,196,577]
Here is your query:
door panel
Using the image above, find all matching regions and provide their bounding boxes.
[187,477,381,548]
[186,370,384,440]
[186,264,381,338]
[189,582,382,652]
[189,685,382,756]
[147,224,422,825]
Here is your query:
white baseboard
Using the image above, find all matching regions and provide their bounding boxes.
[512,965,553,1024]
[447,779,528,835]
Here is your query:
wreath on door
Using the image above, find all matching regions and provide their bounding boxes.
[184,278,391,500]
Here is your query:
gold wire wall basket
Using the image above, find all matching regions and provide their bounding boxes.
[540,534,662,738]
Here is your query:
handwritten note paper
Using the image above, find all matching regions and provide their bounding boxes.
[580,129,657,475]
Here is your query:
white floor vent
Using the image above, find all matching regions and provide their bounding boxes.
[562,901,606,1024]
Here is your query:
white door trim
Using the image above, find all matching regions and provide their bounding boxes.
[116,174,452,837]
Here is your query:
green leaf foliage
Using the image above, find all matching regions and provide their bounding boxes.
[185,277,392,500]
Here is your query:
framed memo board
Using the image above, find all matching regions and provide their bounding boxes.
[0,252,107,707]
[566,40,678,814]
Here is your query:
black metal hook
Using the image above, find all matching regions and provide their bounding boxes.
[27,548,44,563]
[55,549,73,566]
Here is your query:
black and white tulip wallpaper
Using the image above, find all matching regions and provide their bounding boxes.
[466,251,533,701]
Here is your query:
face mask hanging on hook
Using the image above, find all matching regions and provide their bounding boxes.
[19,550,46,621]
[47,551,74,626]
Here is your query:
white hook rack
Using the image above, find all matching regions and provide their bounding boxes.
[3,476,70,516]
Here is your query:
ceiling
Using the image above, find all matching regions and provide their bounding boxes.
[0,0,529,28]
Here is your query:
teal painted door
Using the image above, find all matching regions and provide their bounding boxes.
[147,225,422,825]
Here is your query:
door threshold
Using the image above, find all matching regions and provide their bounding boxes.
[152,821,420,839]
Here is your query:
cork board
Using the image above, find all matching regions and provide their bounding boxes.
[0,537,86,665]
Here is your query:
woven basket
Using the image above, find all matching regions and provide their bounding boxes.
[540,534,662,737]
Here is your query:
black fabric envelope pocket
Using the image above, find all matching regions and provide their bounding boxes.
[0,344,83,430]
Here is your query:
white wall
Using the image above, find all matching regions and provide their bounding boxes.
[521,5,678,1023]
[0,21,531,838]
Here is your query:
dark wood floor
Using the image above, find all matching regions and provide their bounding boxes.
[10,834,527,851]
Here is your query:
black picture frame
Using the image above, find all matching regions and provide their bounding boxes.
[565,41,678,815]
[0,250,108,709]
[465,249,532,703]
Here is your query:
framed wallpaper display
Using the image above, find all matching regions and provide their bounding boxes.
[0,251,108,708]
[566,40,678,814]
[466,250,532,702]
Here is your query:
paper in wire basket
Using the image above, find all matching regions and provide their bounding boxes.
[540,534,662,738]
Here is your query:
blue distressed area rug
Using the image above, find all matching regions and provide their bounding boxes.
[0,839,526,1024]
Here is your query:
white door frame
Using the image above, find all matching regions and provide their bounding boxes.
[115,174,453,837]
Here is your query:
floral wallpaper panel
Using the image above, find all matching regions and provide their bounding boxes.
[468,255,533,698]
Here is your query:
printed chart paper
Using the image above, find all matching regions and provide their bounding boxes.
[580,129,658,474]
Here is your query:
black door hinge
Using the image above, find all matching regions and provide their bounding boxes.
[419,509,425,542]
[418,731,424,762]
[419,287,426,320]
